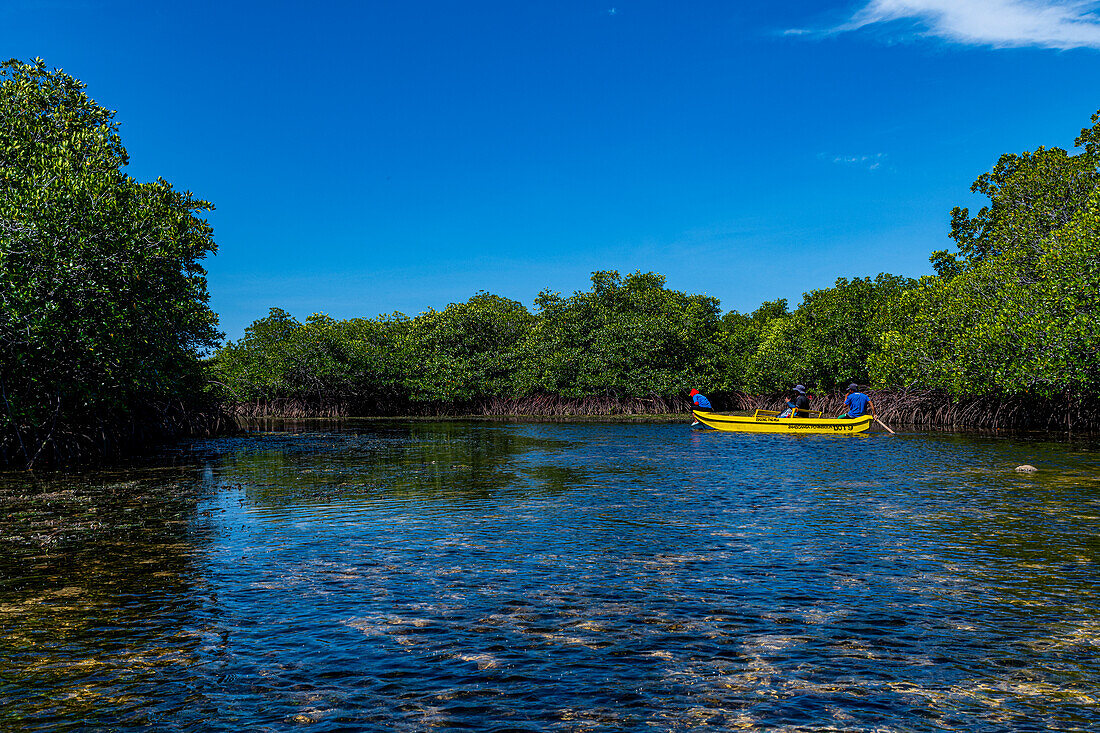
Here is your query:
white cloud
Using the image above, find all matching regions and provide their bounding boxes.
[820,152,887,170]
[836,0,1100,49]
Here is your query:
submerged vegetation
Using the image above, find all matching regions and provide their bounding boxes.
[2,58,1098,466]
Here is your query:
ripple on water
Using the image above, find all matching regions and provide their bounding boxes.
[2,423,1100,730]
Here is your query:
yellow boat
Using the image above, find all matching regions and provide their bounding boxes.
[692,409,873,434]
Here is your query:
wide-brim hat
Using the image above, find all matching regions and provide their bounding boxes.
[793,385,806,394]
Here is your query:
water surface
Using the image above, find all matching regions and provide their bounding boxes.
[2,422,1099,731]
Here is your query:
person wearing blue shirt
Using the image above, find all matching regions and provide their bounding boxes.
[689,389,712,426]
[689,389,712,411]
[839,383,873,419]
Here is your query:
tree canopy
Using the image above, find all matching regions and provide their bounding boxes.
[871,111,1100,397]
[7,56,1098,448]
[0,59,220,464]
[212,110,1100,413]
[514,271,722,398]
[211,272,724,411]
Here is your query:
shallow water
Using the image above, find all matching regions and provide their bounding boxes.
[2,421,1100,731]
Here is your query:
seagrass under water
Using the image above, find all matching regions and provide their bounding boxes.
[2,421,1099,730]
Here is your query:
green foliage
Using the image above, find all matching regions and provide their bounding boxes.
[870,110,1100,397]
[713,310,762,391]
[214,108,1100,413]
[6,60,1095,444]
[0,59,220,463]
[215,272,723,409]
[211,292,534,407]
[870,194,1100,396]
[948,145,1098,269]
[403,292,534,402]
[339,314,417,407]
[713,299,783,392]
[211,308,301,401]
[514,271,722,398]
[716,278,914,393]
[210,308,417,408]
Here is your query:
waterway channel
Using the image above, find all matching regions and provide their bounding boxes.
[2,421,1099,731]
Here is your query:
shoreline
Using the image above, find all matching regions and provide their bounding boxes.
[226,388,1100,433]
[234,413,1099,436]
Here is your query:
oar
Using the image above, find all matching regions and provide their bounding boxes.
[874,416,895,434]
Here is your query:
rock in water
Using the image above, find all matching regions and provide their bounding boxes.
[1015,465,1038,473]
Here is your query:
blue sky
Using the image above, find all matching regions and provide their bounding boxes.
[4,0,1100,340]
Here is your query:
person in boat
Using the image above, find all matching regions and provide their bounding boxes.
[689,389,712,411]
[839,383,873,419]
[779,384,811,418]
[689,389,712,426]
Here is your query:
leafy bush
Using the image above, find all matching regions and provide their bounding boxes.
[514,271,722,399]
[870,112,1100,397]
[214,110,1100,414]
[0,59,220,464]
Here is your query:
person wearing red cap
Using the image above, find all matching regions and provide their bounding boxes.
[689,389,712,411]
[689,389,712,426]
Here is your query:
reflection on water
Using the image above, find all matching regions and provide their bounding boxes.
[2,421,1100,730]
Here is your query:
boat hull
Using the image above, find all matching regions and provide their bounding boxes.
[693,410,873,434]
